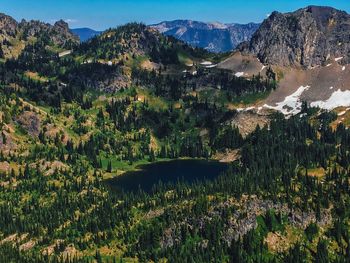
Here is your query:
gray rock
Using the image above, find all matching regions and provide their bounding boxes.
[240,6,350,68]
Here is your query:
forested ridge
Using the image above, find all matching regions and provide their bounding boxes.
[0,20,348,263]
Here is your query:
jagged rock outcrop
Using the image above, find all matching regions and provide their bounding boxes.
[151,20,260,52]
[0,13,18,37]
[18,19,79,46]
[240,6,350,68]
[0,13,79,59]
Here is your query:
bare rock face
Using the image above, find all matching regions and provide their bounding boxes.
[0,13,79,58]
[18,19,79,46]
[0,13,18,36]
[241,6,350,68]
[16,111,41,137]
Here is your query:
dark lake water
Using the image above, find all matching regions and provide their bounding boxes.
[106,159,228,193]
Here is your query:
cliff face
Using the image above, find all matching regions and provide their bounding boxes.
[0,13,18,37]
[18,19,79,46]
[241,6,350,68]
[0,13,79,59]
[151,20,260,53]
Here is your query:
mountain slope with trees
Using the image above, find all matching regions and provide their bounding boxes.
[0,7,349,263]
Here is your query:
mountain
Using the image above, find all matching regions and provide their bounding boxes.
[76,22,211,67]
[151,20,260,53]
[0,13,79,59]
[2,7,350,263]
[71,27,102,42]
[240,6,350,68]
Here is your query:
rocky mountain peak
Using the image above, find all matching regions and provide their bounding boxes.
[0,13,18,36]
[17,18,79,46]
[54,19,69,30]
[0,13,79,59]
[241,6,350,68]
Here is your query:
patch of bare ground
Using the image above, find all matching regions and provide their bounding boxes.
[16,111,41,137]
[0,233,29,246]
[61,244,80,260]
[140,59,160,70]
[331,107,350,129]
[306,167,326,178]
[0,130,17,153]
[44,123,70,144]
[265,225,303,254]
[42,240,65,256]
[213,149,240,163]
[0,161,10,173]
[217,51,265,77]
[19,239,36,251]
[29,159,68,176]
[0,234,18,245]
[229,111,270,137]
[144,208,164,220]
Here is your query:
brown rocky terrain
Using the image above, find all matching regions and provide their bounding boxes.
[16,111,41,137]
[217,51,266,77]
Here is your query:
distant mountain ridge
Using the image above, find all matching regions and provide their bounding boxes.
[240,6,350,68]
[150,20,260,53]
[72,28,102,42]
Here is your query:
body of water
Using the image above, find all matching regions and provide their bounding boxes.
[106,159,228,192]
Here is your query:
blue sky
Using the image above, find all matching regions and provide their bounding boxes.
[2,0,350,30]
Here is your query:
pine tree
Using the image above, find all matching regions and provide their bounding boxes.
[107,160,112,173]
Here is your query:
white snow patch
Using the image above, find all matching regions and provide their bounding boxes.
[175,27,187,37]
[152,24,169,33]
[335,57,343,62]
[329,87,334,90]
[200,61,212,66]
[310,89,350,110]
[209,22,228,29]
[326,64,332,67]
[263,86,310,115]
[342,66,346,71]
[192,71,197,76]
[58,50,72,57]
[260,65,266,72]
[235,72,244,77]
[206,64,217,68]
[245,106,255,111]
